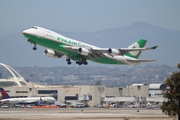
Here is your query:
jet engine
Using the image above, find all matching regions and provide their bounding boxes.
[107,48,120,56]
[78,48,89,56]
[44,49,60,58]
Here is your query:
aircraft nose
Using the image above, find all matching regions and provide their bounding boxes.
[23,29,30,35]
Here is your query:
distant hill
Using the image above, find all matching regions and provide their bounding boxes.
[0,22,179,67]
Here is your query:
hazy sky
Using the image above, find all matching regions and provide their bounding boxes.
[0,0,180,37]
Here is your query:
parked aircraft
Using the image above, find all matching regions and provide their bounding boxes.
[23,26,158,65]
[0,88,56,105]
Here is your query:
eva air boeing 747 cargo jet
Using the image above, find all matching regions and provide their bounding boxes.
[23,26,158,65]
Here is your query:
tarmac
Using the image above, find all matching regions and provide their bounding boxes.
[0,108,176,120]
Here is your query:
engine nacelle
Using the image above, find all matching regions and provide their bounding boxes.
[44,49,59,58]
[108,48,119,56]
[78,48,89,56]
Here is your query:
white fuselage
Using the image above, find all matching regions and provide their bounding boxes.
[0,97,56,104]
[23,26,146,65]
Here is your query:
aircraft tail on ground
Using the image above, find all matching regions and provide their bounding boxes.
[125,39,147,59]
[0,88,10,99]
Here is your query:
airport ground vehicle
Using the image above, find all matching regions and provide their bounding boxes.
[76,103,85,108]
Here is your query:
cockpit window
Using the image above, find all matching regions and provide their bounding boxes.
[32,27,37,29]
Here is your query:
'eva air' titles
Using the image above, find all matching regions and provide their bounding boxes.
[57,37,77,46]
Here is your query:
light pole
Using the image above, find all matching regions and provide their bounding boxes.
[98,76,103,105]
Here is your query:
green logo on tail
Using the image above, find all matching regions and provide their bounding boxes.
[125,39,147,59]
[129,42,140,56]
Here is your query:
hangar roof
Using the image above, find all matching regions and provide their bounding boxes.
[149,84,166,90]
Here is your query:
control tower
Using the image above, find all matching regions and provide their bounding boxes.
[0,63,27,87]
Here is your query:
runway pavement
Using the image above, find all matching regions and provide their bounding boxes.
[0,108,175,120]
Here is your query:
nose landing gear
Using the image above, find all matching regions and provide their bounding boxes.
[27,39,37,50]
[33,45,37,50]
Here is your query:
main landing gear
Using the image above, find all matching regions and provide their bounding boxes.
[66,57,88,65]
[66,57,71,65]
[76,58,88,65]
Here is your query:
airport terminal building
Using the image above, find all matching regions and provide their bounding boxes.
[0,63,165,107]
[0,84,122,107]
[1,83,164,107]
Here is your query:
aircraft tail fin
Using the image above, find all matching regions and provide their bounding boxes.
[0,88,10,99]
[38,97,45,106]
[125,39,147,59]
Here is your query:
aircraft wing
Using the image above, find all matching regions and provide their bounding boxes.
[54,51,64,57]
[92,46,158,55]
[63,46,106,59]
[91,48,108,53]
[127,59,156,63]
[119,46,158,52]
[63,46,79,52]
[63,45,158,59]
[63,46,158,55]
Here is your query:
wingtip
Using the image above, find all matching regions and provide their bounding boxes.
[151,46,158,50]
